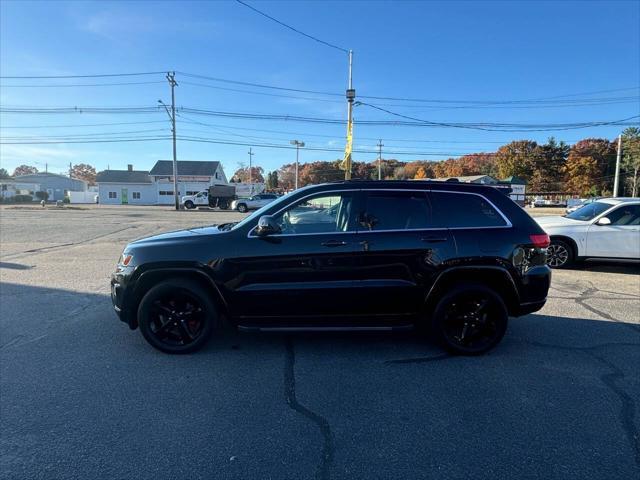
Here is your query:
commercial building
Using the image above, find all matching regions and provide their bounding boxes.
[11,172,87,201]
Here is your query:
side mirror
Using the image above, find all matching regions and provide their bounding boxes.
[596,217,611,226]
[255,215,281,236]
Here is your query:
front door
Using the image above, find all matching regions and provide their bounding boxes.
[225,191,361,325]
[121,188,128,205]
[352,190,456,318]
[586,204,640,258]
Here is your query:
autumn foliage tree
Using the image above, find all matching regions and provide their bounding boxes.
[70,163,97,185]
[621,127,640,196]
[494,140,541,180]
[12,165,38,177]
[232,166,264,183]
[564,139,615,196]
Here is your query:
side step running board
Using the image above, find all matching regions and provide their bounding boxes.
[237,325,415,333]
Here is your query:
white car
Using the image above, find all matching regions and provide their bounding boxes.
[536,198,640,268]
[231,193,278,213]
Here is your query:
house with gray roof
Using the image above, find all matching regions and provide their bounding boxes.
[96,160,228,205]
[13,172,87,201]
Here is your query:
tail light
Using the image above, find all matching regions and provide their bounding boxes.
[529,234,550,248]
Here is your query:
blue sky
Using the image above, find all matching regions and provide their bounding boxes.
[1,0,639,177]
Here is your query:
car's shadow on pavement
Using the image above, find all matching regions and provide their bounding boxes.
[563,259,640,275]
[1,282,639,479]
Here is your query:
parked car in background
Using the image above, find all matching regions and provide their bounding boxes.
[231,193,278,212]
[536,198,640,268]
[530,197,566,208]
[565,197,600,214]
[110,181,551,356]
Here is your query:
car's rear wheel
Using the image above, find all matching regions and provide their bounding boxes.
[431,283,508,355]
[218,199,229,210]
[237,203,248,213]
[137,279,217,354]
[184,200,195,210]
[547,239,573,268]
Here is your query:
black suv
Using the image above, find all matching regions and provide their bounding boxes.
[111,181,551,355]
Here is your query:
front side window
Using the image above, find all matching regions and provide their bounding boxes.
[566,201,612,221]
[360,191,431,231]
[430,191,507,228]
[271,193,354,235]
[603,204,640,225]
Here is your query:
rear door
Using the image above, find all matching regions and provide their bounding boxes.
[586,204,640,258]
[352,189,456,318]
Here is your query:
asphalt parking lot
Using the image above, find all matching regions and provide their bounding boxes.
[1,204,639,480]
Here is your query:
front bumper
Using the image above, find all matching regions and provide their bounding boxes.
[111,270,136,329]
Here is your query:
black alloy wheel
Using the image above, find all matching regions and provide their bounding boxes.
[138,280,216,353]
[546,240,573,268]
[431,284,508,355]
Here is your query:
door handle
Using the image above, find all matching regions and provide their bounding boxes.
[321,240,348,247]
[421,237,447,243]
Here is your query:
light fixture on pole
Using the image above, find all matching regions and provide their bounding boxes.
[290,140,305,189]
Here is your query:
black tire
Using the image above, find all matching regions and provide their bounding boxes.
[218,200,229,210]
[547,239,573,268]
[430,283,508,356]
[137,279,217,354]
[184,200,195,210]
[237,203,248,213]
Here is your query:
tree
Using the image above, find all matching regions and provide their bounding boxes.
[70,163,97,185]
[299,161,343,186]
[532,137,569,192]
[621,127,640,197]
[278,163,297,191]
[414,166,428,179]
[12,165,38,177]
[265,171,279,190]
[494,140,541,180]
[0,168,10,179]
[232,166,264,183]
[564,139,615,196]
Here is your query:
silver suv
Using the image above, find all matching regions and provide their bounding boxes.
[231,193,278,213]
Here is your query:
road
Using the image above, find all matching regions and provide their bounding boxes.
[1,204,639,480]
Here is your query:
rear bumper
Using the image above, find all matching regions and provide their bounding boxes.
[513,265,551,316]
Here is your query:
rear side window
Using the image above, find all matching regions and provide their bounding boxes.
[361,191,431,230]
[430,191,507,228]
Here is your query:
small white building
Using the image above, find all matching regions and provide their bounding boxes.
[96,166,155,205]
[96,161,228,205]
[0,179,41,199]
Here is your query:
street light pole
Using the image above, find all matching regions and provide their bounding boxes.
[248,147,255,194]
[290,140,305,189]
[377,139,383,180]
[345,50,355,180]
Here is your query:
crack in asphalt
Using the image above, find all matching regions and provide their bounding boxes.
[284,337,334,480]
[521,339,640,469]
[384,353,451,364]
[1,226,137,261]
[576,287,640,333]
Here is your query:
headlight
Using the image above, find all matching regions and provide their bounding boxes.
[119,253,134,267]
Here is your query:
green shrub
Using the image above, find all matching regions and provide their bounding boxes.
[62,197,70,204]
[13,194,33,203]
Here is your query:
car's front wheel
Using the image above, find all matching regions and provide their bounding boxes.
[137,279,217,354]
[546,239,573,268]
[430,283,508,355]
[184,200,195,210]
[237,203,248,213]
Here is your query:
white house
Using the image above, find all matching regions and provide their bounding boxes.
[96,161,228,205]
[96,166,155,205]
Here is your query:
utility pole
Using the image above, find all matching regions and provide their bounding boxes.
[69,162,72,178]
[377,139,384,180]
[168,72,179,210]
[290,140,305,189]
[344,49,355,180]
[613,134,622,197]
[45,163,48,173]
[248,148,255,194]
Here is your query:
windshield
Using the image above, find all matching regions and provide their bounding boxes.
[565,201,612,221]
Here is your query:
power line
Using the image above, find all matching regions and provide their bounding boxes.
[0,120,168,129]
[234,0,349,54]
[0,81,165,88]
[0,71,166,79]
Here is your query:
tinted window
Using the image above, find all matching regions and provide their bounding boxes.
[430,191,507,228]
[272,193,354,234]
[361,191,431,231]
[604,205,640,225]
